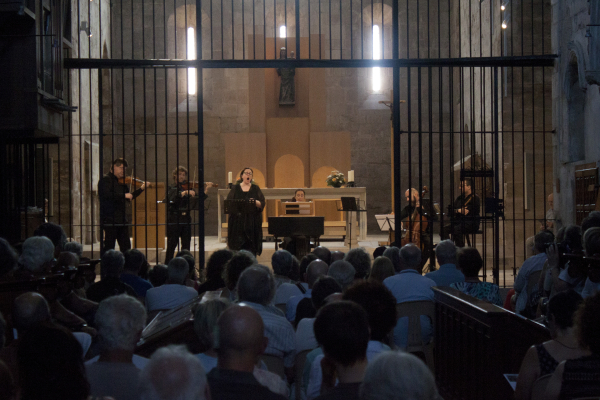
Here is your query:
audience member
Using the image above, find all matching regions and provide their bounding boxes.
[383,244,435,349]
[372,246,386,260]
[327,260,356,291]
[0,359,16,400]
[33,222,67,259]
[330,251,345,263]
[272,249,306,305]
[298,253,318,280]
[368,257,395,284]
[306,282,396,399]
[207,305,287,400]
[426,239,465,286]
[145,257,198,312]
[18,322,90,400]
[87,250,136,303]
[193,299,288,397]
[382,246,401,273]
[0,238,18,279]
[139,345,208,400]
[515,290,587,400]
[359,351,439,400]
[197,249,233,296]
[121,249,153,299]
[344,248,372,281]
[64,240,85,259]
[545,292,600,399]
[180,254,199,288]
[311,301,370,400]
[541,225,584,298]
[514,230,554,316]
[148,264,168,287]
[581,227,600,298]
[313,246,332,265]
[296,276,342,353]
[236,266,296,380]
[17,236,54,274]
[450,247,502,305]
[286,259,329,323]
[86,294,147,400]
[223,250,257,301]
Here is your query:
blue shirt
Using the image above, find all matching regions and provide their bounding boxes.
[383,269,436,349]
[425,263,465,287]
[120,273,153,298]
[285,288,312,322]
[514,253,547,314]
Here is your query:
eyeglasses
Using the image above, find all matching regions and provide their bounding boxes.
[243,172,253,176]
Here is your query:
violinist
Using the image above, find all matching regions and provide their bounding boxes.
[98,158,148,254]
[441,178,480,247]
[164,166,215,263]
[398,188,432,252]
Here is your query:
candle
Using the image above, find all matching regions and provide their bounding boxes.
[348,170,354,182]
[228,171,232,184]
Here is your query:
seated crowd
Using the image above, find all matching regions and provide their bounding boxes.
[0,216,599,399]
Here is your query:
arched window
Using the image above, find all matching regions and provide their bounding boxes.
[187,27,196,95]
[372,25,381,92]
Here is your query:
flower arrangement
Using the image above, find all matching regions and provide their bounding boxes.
[326,170,346,188]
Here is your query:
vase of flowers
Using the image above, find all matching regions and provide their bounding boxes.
[326,170,346,188]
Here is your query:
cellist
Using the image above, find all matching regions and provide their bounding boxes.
[399,188,432,252]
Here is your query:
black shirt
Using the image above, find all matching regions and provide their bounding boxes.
[165,184,208,215]
[453,193,481,222]
[314,382,362,400]
[98,173,143,224]
[86,277,137,303]
[207,368,287,400]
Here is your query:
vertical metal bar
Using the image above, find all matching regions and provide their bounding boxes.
[211,0,214,59]
[319,0,321,59]
[329,0,331,59]
[253,0,256,59]
[361,0,363,59]
[243,0,246,59]
[493,67,500,284]
[393,0,401,227]
[221,0,224,59]
[296,0,300,58]
[285,0,288,54]
[274,0,277,59]
[308,0,311,58]
[339,0,342,59]
[264,0,267,59]
[196,0,206,267]
[350,0,352,59]
[232,0,235,59]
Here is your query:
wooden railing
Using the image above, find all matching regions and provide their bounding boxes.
[433,287,550,400]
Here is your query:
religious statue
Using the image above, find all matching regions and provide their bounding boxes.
[277,47,295,106]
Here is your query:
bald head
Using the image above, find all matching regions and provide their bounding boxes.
[13,292,50,333]
[312,246,331,265]
[217,306,265,370]
[306,260,329,287]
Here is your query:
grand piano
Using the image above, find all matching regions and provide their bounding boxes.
[268,216,325,258]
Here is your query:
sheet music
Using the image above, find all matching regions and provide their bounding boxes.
[375,214,395,231]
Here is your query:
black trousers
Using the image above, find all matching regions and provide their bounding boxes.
[441,221,479,248]
[165,214,192,263]
[102,223,131,255]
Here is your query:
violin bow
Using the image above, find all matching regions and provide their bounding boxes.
[192,165,197,192]
[129,168,134,194]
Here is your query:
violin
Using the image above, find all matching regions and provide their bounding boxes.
[118,176,153,188]
[180,181,219,190]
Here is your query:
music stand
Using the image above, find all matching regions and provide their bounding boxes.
[336,197,366,250]
[375,214,395,245]
[224,199,258,251]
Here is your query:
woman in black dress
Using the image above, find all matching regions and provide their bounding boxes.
[226,167,265,255]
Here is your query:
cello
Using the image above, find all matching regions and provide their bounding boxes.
[400,186,429,250]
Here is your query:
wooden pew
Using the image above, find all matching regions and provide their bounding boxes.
[433,287,550,400]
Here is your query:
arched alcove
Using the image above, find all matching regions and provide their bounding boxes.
[274,155,304,188]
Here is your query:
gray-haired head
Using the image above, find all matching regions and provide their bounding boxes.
[344,248,371,280]
[237,265,275,305]
[139,345,207,400]
[100,250,125,279]
[327,260,356,290]
[167,257,189,285]
[435,240,457,266]
[95,294,147,352]
[63,241,83,257]
[12,292,51,335]
[359,351,438,400]
[19,236,54,272]
[382,247,401,273]
[271,249,294,278]
[193,299,231,352]
[399,244,422,271]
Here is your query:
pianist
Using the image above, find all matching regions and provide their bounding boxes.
[281,189,310,255]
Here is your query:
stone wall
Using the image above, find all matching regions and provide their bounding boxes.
[552,0,600,227]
